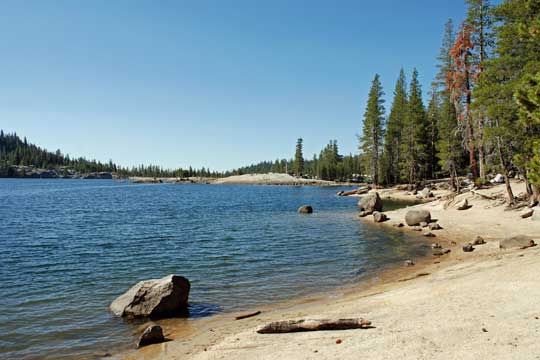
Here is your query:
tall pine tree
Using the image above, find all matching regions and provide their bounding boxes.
[382,69,407,184]
[294,138,304,176]
[360,74,385,186]
[400,69,427,185]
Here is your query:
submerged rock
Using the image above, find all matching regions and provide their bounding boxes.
[297,205,313,214]
[110,274,190,318]
[405,209,431,226]
[137,325,165,348]
[357,192,382,215]
[499,235,536,250]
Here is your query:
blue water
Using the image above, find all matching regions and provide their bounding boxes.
[0,179,428,359]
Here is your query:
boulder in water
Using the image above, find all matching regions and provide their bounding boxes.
[404,209,431,226]
[297,205,313,214]
[110,274,190,318]
[357,192,382,215]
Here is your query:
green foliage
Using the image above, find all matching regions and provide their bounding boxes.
[382,69,407,184]
[400,69,428,184]
[359,74,385,185]
[0,130,222,178]
[293,138,304,176]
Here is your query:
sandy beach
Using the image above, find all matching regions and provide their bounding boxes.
[123,180,540,360]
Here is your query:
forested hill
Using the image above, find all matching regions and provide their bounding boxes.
[0,130,221,178]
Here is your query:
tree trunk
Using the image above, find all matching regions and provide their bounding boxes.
[496,135,514,204]
[478,116,486,180]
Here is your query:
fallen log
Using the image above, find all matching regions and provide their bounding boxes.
[257,318,371,334]
[235,311,261,320]
[471,190,498,200]
[340,189,359,196]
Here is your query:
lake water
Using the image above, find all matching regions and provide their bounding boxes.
[0,179,428,359]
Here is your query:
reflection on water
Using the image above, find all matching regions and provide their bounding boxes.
[0,180,427,359]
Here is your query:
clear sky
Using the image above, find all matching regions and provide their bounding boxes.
[0,0,469,171]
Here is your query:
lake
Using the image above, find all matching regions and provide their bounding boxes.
[0,179,427,359]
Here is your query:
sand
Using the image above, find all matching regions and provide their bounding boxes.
[123,180,540,360]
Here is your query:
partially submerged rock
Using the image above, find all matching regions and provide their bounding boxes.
[393,222,405,228]
[405,209,431,226]
[423,232,436,237]
[420,221,428,228]
[357,192,383,215]
[431,243,442,249]
[404,260,415,267]
[137,325,165,348]
[373,211,388,223]
[110,274,190,318]
[499,235,536,250]
[298,205,313,214]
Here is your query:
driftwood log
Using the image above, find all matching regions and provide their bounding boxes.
[257,318,371,334]
[235,311,261,320]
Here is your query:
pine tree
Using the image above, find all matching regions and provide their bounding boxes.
[359,74,385,186]
[294,138,304,176]
[475,0,540,203]
[400,69,427,185]
[466,0,495,180]
[434,19,464,190]
[383,69,407,184]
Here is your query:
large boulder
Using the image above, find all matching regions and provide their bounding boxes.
[357,192,382,215]
[499,235,536,250]
[110,274,190,318]
[404,209,431,226]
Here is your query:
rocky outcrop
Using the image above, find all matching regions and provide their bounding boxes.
[404,209,431,226]
[137,325,165,348]
[297,205,313,214]
[357,192,382,215]
[499,235,536,250]
[110,274,190,318]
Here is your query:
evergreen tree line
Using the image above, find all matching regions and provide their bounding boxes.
[231,138,364,181]
[0,130,221,178]
[359,0,540,204]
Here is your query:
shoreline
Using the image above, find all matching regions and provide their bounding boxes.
[121,180,540,359]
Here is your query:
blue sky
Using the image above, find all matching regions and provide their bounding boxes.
[0,0,469,171]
